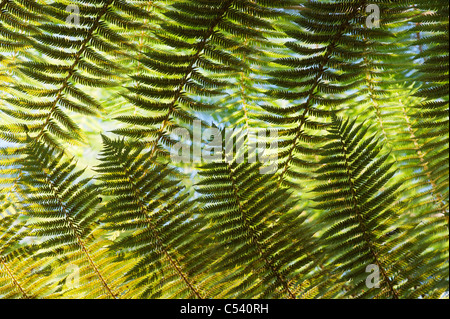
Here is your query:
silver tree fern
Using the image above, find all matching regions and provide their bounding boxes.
[0,0,448,299]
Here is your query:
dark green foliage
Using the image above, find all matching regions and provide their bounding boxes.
[196,157,315,298]
[313,117,412,298]
[97,136,207,298]
[17,141,120,298]
[0,0,448,299]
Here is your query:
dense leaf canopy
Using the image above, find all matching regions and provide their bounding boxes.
[0,0,448,299]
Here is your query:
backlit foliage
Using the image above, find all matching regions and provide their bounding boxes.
[0,0,448,299]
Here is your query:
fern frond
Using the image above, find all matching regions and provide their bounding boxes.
[313,116,448,298]
[195,146,316,299]
[96,135,208,299]
[19,140,120,298]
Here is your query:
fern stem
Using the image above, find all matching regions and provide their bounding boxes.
[277,5,362,187]
[336,125,399,299]
[42,170,119,299]
[133,1,157,117]
[400,106,448,217]
[363,56,393,152]
[0,255,29,298]
[238,68,252,133]
[112,148,203,298]
[225,162,297,299]
[147,0,235,160]
[34,0,115,143]
[134,192,203,299]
